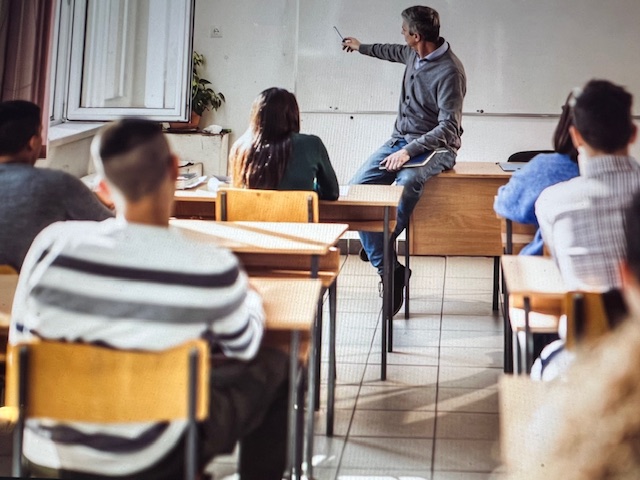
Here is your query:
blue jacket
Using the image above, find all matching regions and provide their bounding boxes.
[494,152,579,255]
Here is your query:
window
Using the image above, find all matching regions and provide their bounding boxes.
[51,0,194,123]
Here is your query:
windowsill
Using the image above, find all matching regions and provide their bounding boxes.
[48,122,105,148]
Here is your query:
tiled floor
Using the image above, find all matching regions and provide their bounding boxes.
[0,255,505,479]
[210,255,506,480]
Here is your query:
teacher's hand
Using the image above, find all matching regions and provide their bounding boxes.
[380,149,410,172]
[342,37,361,52]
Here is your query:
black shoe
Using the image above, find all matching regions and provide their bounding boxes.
[358,247,369,262]
[379,265,412,316]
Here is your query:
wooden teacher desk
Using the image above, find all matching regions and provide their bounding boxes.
[410,161,511,256]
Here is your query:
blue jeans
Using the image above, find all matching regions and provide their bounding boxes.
[350,138,456,274]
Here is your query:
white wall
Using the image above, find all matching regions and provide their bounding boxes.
[192,0,640,183]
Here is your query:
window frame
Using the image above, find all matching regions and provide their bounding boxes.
[51,0,194,124]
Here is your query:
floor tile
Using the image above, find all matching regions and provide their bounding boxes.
[436,388,499,414]
[319,385,361,411]
[314,409,353,437]
[390,314,441,331]
[311,435,346,468]
[435,412,500,440]
[437,367,501,390]
[356,385,436,411]
[442,299,494,316]
[387,329,441,348]
[432,471,504,480]
[385,347,440,366]
[440,314,502,332]
[338,470,431,480]
[433,439,500,472]
[439,330,502,349]
[349,410,436,438]
[341,437,433,469]
[362,365,438,386]
[438,347,502,368]
[322,362,368,385]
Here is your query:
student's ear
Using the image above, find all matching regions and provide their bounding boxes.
[569,125,584,149]
[629,124,638,145]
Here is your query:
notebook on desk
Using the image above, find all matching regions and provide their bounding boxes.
[497,162,528,172]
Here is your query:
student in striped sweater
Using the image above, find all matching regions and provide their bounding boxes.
[9,118,289,480]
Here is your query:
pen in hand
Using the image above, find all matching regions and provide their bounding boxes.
[333,26,344,42]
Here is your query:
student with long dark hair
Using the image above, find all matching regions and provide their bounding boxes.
[230,87,339,200]
[494,92,581,255]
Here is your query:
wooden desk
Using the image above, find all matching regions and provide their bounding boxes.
[319,184,402,232]
[173,186,404,380]
[250,277,322,479]
[170,219,345,479]
[411,162,511,256]
[321,184,404,380]
[501,255,567,374]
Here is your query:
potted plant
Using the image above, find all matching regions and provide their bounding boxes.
[171,51,225,130]
[191,51,225,126]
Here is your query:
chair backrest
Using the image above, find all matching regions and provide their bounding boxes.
[507,150,555,163]
[4,339,209,479]
[564,290,627,349]
[216,188,319,223]
[0,265,18,275]
[5,339,209,421]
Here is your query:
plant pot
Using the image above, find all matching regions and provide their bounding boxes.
[168,111,201,130]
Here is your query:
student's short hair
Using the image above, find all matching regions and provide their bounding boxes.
[0,100,41,156]
[401,6,440,43]
[95,118,171,202]
[572,79,634,153]
[624,190,640,282]
[553,92,578,161]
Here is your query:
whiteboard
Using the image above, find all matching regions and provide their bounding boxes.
[296,0,640,115]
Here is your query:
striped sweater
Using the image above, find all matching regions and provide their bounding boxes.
[9,217,264,476]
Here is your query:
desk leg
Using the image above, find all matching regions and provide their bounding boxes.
[524,296,532,374]
[503,274,514,374]
[304,321,318,480]
[314,298,323,411]
[381,207,390,380]
[286,331,301,479]
[492,257,499,311]
[405,216,410,320]
[326,280,337,437]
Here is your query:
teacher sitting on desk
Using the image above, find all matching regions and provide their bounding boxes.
[342,5,466,315]
[229,87,339,200]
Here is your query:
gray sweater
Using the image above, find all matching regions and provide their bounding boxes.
[359,40,466,156]
[0,163,113,270]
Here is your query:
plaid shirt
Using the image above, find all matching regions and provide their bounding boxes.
[536,155,640,291]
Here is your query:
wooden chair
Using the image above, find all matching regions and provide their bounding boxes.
[496,212,542,373]
[0,266,19,402]
[0,265,17,275]
[507,150,555,163]
[500,255,565,375]
[215,187,340,435]
[0,339,209,480]
[564,289,626,350]
[216,188,319,223]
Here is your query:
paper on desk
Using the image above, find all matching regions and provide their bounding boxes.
[176,175,207,190]
[339,185,350,197]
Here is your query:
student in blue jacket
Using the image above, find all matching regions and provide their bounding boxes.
[493,92,580,255]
